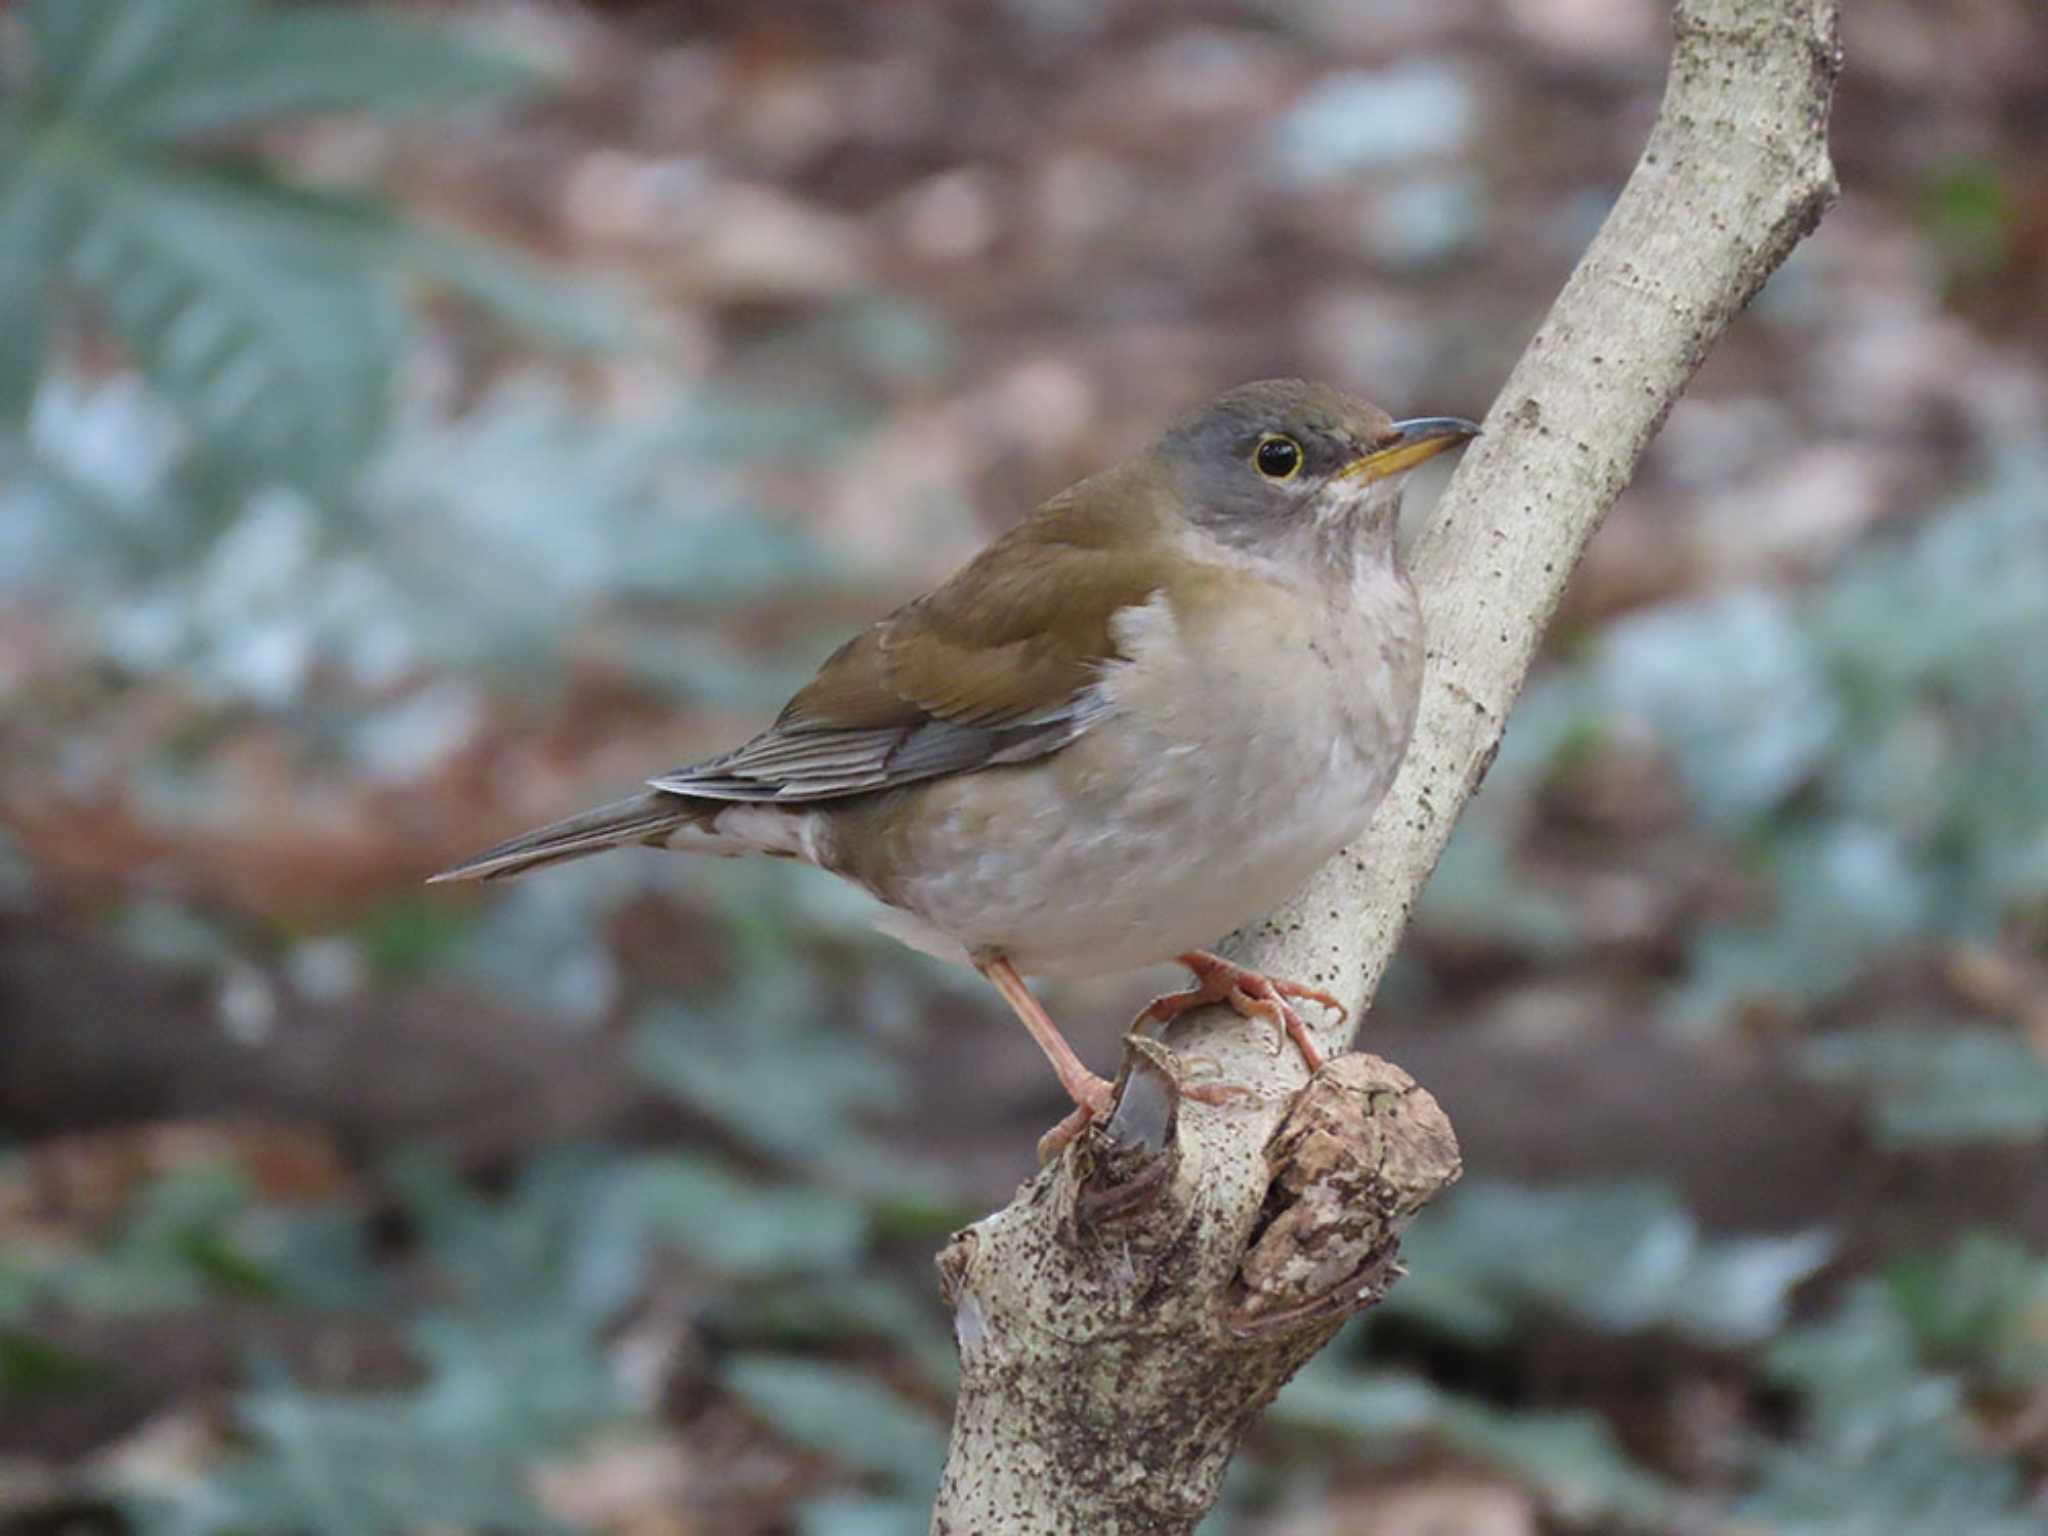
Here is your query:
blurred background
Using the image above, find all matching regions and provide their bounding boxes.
[2,1,2045,1532]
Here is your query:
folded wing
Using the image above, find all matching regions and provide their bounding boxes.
[651,476,1173,803]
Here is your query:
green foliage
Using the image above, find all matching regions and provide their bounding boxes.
[140,1364,582,1536]
[1596,589,1839,831]
[1742,1268,2042,1536]
[22,0,534,140]
[618,1156,869,1276]
[349,893,474,977]
[134,1155,635,1536]
[1271,1362,1673,1524]
[65,163,407,496]
[0,0,612,495]
[0,1328,108,1396]
[1919,164,2019,287]
[726,1353,946,1534]
[1677,457,2048,1024]
[1290,1226,2048,1533]
[1809,456,2048,918]
[0,1161,381,1318]
[442,869,625,1022]
[1433,453,2048,1044]
[360,380,847,688]
[1801,1024,2048,1146]
[728,1270,961,1389]
[797,1493,940,1536]
[632,970,908,1170]
[0,827,35,909]
[108,894,244,974]
[1412,785,1580,953]
[0,374,845,710]
[1382,1178,1832,1346]
[0,147,71,417]
[1675,822,1932,1035]
[89,1140,953,1534]
[389,1151,645,1326]
[1885,1232,2048,1389]
[725,1354,947,1494]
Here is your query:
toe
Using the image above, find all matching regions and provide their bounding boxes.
[1181,1079,1262,1107]
[1133,985,1205,1031]
[1268,976,1349,1025]
[1038,1073,1117,1161]
[1233,990,1290,1055]
[1036,1105,1093,1162]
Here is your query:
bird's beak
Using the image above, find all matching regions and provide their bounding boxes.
[1337,416,1482,484]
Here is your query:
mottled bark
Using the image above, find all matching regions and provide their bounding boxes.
[932,1,1843,1531]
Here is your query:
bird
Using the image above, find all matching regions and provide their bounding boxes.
[431,379,1477,1156]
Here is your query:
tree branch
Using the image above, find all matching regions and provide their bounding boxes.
[931,3,1842,1531]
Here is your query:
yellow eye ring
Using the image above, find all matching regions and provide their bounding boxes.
[1253,433,1303,481]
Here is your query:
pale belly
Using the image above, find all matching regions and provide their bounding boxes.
[843,723,1390,976]
[818,576,1419,977]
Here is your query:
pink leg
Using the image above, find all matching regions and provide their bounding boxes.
[977,954,1116,1161]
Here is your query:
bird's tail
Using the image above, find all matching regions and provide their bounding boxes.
[427,792,707,883]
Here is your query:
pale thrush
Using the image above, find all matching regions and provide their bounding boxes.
[433,379,1477,1154]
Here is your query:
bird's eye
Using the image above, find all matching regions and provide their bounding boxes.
[1253,434,1303,481]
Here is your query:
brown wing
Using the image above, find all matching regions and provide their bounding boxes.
[649,464,1177,802]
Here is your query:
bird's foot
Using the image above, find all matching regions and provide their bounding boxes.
[1035,1062,1261,1162]
[979,948,1322,1164]
[1135,949,1347,1074]
[1036,1070,1117,1163]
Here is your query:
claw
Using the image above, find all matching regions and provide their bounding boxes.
[1134,951,1345,1074]
[1035,1073,1116,1163]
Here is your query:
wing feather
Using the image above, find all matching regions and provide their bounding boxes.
[649,465,1175,804]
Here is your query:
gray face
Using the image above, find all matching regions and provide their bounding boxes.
[1158,378,1407,556]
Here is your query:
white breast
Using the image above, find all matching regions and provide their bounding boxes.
[853,559,1422,978]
